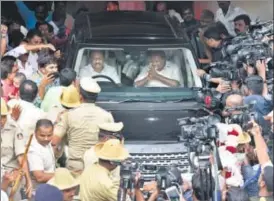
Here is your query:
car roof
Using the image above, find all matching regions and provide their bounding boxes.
[73,11,188,41]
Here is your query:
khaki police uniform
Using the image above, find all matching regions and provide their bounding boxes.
[80,163,119,201]
[83,122,124,182]
[1,118,26,200]
[54,78,114,173]
[51,85,81,162]
[80,139,130,201]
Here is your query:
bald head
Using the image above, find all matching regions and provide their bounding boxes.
[225,94,243,108]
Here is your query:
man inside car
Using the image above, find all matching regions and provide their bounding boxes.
[79,50,121,84]
[134,51,183,87]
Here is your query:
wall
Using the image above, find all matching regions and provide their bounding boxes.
[194,1,273,21]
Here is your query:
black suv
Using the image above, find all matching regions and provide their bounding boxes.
[66,11,207,178]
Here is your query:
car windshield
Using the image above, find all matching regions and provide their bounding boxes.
[74,47,202,101]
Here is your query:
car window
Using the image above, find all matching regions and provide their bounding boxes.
[74,47,201,89]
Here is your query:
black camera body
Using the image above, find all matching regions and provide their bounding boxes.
[155,166,183,191]
[225,102,259,131]
[224,35,272,68]
[250,20,274,40]
[203,61,240,81]
[178,115,221,142]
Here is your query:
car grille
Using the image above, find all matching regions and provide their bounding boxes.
[128,152,190,179]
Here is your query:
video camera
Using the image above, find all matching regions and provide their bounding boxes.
[194,87,221,110]
[203,61,241,81]
[118,162,183,201]
[224,102,259,131]
[224,37,272,68]
[178,115,221,142]
[250,20,274,40]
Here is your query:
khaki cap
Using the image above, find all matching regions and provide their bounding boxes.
[60,85,81,108]
[80,77,101,93]
[238,132,251,144]
[98,122,124,132]
[48,168,79,191]
[94,139,130,161]
[1,98,9,116]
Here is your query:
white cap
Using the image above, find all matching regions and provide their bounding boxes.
[98,122,124,132]
[80,77,101,93]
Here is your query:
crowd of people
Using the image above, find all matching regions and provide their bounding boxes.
[1,1,273,201]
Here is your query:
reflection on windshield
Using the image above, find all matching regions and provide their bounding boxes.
[75,48,200,89]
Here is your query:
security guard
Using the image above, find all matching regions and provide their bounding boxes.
[1,98,32,200]
[52,77,115,176]
[80,139,130,201]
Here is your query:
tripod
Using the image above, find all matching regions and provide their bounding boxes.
[188,140,222,201]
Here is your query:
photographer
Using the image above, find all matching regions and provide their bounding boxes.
[242,74,272,117]
[248,121,273,200]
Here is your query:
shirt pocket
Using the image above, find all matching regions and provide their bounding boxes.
[1,144,13,156]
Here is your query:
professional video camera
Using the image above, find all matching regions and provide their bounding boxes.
[203,61,241,80]
[178,115,221,143]
[225,38,272,68]
[177,114,223,201]
[224,102,259,131]
[194,87,222,111]
[250,20,274,40]
[118,161,184,201]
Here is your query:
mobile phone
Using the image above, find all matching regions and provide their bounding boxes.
[48,72,59,79]
[165,186,181,201]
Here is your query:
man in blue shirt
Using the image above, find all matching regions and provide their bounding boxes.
[15,2,52,30]
[243,75,273,117]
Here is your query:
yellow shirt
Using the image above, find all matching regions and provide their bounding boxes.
[80,163,119,201]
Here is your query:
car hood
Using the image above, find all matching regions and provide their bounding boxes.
[97,101,207,141]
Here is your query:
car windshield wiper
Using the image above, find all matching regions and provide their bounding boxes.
[116,99,165,103]
[169,97,195,103]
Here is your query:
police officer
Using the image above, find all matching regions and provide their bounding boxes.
[80,138,130,201]
[52,77,115,176]
[47,84,81,167]
[1,98,32,200]
[83,122,124,168]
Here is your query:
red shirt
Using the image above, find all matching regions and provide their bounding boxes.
[1,79,16,102]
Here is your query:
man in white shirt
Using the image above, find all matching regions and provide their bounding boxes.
[79,50,121,84]
[5,33,56,78]
[8,80,47,144]
[215,1,247,36]
[28,119,56,194]
[134,51,183,87]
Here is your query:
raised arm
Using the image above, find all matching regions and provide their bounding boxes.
[14,1,33,24]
